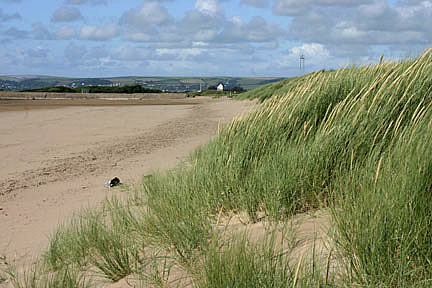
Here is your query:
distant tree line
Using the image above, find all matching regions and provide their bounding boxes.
[83,85,162,94]
[21,85,163,94]
[21,86,74,93]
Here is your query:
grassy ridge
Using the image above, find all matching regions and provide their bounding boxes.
[4,50,432,287]
[232,50,432,286]
[137,49,432,286]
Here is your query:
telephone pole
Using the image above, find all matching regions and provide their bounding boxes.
[300,54,305,73]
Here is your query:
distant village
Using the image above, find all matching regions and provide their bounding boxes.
[0,76,282,92]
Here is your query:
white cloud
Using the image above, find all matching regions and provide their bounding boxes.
[193,29,219,41]
[279,43,333,71]
[290,43,330,58]
[396,0,432,20]
[124,32,154,42]
[192,41,208,46]
[55,26,77,40]
[120,2,172,27]
[156,47,204,57]
[334,22,367,39]
[217,16,282,43]
[52,7,83,22]
[358,1,387,18]
[195,0,223,16]
[112,45,150,61]
[79,24,118,40]
[119,1,174,42]
[273,0,373,15]
[231,16,243,25]
[4,0,432,77]
[282,0,432,63]
[177,9,224,42]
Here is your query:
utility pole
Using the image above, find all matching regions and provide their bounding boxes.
[300,54,305,73]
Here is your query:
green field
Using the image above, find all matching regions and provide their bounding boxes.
[3,50,432,287]
[105,76,284,92]
[0,75,283,92]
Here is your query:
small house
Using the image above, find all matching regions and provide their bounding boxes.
[217,82,224,91]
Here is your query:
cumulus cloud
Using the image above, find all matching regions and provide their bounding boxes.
[111,45,151,61]
[155,47,206,61]
[392,1,432,31]
[290,43,330,59]
[118,0,284,54]
[273,0,373,16]
[79,24,118,40]
[4,0,431,77]
[120,1,172,27]
[116,0,286,67]
[402,0,432,5]
[3,23,77,41]
[276,42,340,73]
[52,7,83,22]
[282,0,432,60]
[217,16,282,43]
[120,1,181,43]
[123,31,156,42]
[195,0,223,16]
[55,26,77,40]
[176,9,224,42]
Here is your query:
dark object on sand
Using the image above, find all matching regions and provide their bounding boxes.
[108,177,121,187]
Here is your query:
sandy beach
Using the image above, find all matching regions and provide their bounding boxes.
[0,96,253,266]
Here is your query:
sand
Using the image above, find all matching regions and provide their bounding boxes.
[0,97,254,266]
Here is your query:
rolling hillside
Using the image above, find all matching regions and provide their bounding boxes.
[0,75,284,92]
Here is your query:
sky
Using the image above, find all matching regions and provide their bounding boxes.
[0,0,431,78]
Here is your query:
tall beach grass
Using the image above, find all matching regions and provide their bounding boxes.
[4,49,432,287]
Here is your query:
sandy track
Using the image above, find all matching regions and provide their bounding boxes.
[0,97,253,265]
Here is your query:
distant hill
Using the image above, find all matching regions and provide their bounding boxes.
[0,75,284,92]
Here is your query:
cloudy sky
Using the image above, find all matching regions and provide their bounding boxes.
[0,0,431,77]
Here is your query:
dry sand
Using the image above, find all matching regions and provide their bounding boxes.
[0,96,254,266]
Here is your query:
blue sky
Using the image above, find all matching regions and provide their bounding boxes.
[0,0,431,77]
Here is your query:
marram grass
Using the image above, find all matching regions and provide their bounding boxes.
[5,49,432,287]
[131,48,432,286]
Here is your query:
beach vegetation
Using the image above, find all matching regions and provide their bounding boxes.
[4,49,432,287]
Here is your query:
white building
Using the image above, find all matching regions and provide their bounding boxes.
[217,82,224,91]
